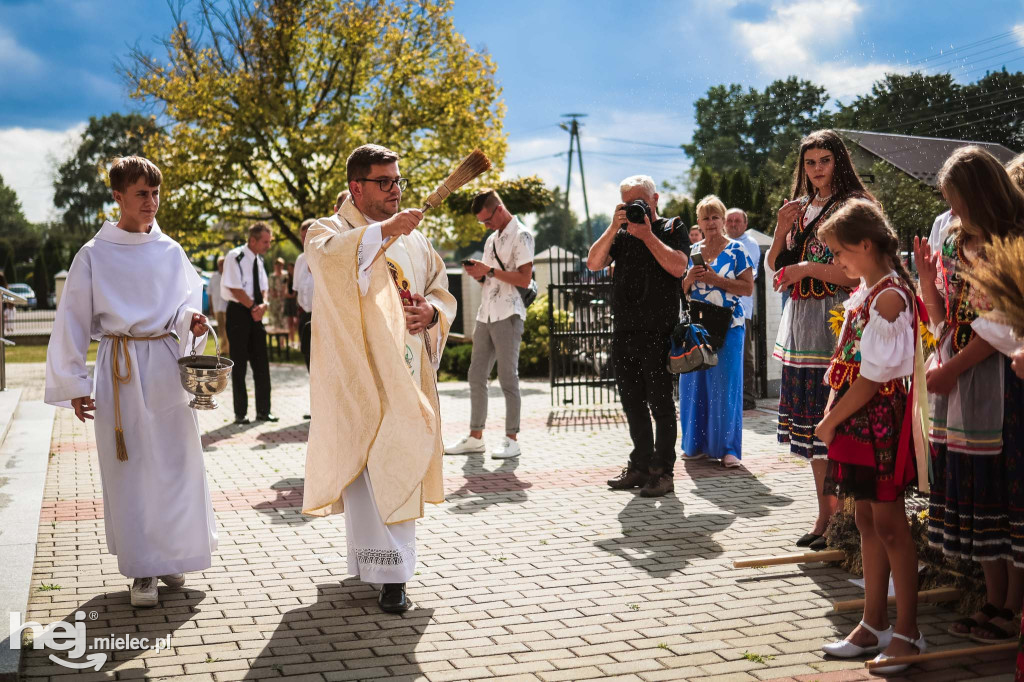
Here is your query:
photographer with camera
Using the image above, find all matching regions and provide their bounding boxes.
[587,175,688,497]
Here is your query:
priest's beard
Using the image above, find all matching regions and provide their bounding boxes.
[361,194,401,221]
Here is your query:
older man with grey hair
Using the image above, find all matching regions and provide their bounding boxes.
[587,175,688,497]
[725,208,762,410]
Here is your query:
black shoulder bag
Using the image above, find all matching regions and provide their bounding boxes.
[491,240,538,307]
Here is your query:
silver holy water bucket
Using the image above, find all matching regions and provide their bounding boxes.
[177,326,233,410]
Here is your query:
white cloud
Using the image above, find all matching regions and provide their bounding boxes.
[502,110,692,229]
[0,124,86,223]
[0,25,43,72]
[1015,23,1024,48]
[735,0,904,101]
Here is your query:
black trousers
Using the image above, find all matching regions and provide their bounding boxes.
[743,318,756,405]
[612,332,677,473]
[299,310,312,371]
[226,301,271,418]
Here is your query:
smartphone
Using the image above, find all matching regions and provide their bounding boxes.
[461,259,474,266]
[690,252,705,268]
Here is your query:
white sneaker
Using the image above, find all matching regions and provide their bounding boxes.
[491,437,521,459]
[159,573,185,588]
[445,436,486,455]
[130,577,158,608]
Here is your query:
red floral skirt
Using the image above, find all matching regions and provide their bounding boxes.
[823,381,915,501]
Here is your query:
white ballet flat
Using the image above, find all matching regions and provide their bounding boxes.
[822,619,893,658]
[870,631,927,674]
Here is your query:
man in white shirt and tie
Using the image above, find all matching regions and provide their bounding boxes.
[220,223,276,424]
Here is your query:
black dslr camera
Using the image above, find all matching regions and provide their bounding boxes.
[623,199,652,226]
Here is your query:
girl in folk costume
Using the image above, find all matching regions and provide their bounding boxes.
[915,146,1024,648]
[814,200,927,673]
[45,157,216,608]
[766,130,874,551]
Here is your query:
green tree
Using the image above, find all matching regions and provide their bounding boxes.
[53,113,158,235]
[662,196,694,226]
[684,77,828,178]
[716,174,730,206]
[870,161,947,247]
[694,167,715,203]
[0,174,30,238]
[728,168,753,211]
[32,252,49,309]
[121,0,510,252]
[533,188,584,254]
[0,239,16,284]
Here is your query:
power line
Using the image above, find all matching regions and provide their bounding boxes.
[588,136,684,150]
[879,90,1024,133]
[903,29,1021,67]
[930,107,1023,135]
[914,37,1024,72]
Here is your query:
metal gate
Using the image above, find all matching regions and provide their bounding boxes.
[546,249,618,406]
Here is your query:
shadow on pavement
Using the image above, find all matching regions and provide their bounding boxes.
[446,452,532,514]
[244,579,435,680]
[594,492,734,574]
[19,589,205,676]
[252,478,311,525]
[683,459,794,517]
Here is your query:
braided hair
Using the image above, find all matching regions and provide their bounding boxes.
[816,198,914,290]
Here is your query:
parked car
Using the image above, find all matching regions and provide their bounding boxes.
[8,283,36,307]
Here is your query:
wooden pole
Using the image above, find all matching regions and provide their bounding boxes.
[831,587,960,613]
[733,549,845,568]
[864,641,1016,669]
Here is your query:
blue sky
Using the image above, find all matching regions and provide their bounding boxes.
[2,0,1023,225]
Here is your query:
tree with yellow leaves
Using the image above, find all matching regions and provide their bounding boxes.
[121,0,510,252]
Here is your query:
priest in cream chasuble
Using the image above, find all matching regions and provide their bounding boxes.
[301,145,455,612]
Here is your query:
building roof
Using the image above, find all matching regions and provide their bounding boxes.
[837,129,1019,187]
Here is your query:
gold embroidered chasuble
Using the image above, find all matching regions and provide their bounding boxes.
[301,201,455,523]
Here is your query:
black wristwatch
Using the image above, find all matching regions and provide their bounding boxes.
[427,305,440,329]
[487,267,495,279]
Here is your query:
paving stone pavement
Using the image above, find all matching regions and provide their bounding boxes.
[12,361,1016,681]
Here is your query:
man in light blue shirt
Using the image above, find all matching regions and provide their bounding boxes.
[726,208,762,410]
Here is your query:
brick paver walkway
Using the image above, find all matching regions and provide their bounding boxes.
[15,362,1016,681]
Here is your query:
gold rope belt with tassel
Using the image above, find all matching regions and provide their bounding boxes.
[104,334,170,462]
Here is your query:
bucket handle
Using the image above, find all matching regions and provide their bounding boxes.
[190,323,221,359]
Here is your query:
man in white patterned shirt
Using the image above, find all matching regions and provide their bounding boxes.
[447,189,535,460]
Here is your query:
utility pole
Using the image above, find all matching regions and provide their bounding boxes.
[559,113,593,243]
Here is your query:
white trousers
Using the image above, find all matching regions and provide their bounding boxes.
[342,470,416,584]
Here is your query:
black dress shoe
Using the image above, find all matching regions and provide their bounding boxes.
[303,414,311,420]
[255,414,279,422]
[796,532,822,547]
[378,583,410,613]
[809,535,829,551]
[743,400,757,411]
[234,416,250,425]
[607,467,648,490]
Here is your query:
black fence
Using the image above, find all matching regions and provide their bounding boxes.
[546,250,618,406]
[545,243,772,407]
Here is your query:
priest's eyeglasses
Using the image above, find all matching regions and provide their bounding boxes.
[357,177,408,192]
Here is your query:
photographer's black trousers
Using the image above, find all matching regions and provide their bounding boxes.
[612,332,677,474]
[226,301,272,418]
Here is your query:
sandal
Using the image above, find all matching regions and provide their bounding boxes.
[948,602,1001,638]
[970,607,1018,644]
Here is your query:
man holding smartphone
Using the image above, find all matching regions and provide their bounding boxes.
[586,175,688,497]
[447,189,535,460]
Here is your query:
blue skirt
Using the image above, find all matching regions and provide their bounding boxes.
[678,324,744,459]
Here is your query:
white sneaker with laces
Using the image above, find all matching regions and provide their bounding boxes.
[445,436,486,455]
[130,577,158,608]
[159,573,185,588]
[491,437,521,460]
